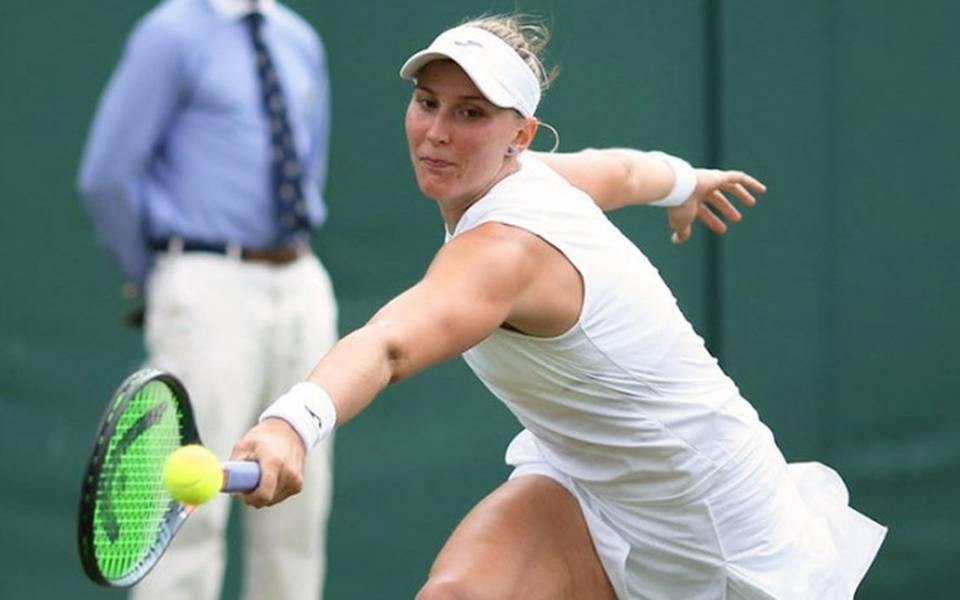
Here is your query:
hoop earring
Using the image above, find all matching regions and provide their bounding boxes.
[537,121,561,153]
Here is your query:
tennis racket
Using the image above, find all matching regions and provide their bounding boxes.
[77,368,261,587]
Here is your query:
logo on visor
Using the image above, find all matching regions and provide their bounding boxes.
[454,39,484,48]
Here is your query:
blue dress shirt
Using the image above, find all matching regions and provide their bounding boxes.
[78,0,330,284]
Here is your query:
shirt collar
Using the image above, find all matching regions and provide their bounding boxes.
[207,0,278,20]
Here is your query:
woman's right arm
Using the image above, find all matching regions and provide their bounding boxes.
[231,223,545,506]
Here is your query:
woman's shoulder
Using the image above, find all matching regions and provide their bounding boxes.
[498,153,600,213]
[454,155,603,239]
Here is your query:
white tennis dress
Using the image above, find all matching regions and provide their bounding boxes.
[452,155,887,599]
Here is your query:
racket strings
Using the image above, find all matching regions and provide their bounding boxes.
[92,381,185,581]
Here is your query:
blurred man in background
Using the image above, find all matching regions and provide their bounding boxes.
[77,1,336,598]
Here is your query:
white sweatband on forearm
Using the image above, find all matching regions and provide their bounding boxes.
[648,151,697,207]
[259,382,337,450]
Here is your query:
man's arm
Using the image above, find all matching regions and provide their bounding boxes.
[304,30,332,198]
[77,18,185,285]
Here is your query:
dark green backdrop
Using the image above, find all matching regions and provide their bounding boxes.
[1,1,957,598]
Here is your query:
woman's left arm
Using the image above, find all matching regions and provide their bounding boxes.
[531,149,766,243]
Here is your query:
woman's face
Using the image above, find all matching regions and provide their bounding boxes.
[405,60,527,206]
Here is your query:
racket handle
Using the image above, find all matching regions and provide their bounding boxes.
[222,461,261,493]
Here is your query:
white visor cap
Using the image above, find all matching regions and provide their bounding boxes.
[399,25,541,118]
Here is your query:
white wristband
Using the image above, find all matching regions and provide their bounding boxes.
[648,151,697,207]
[259,382,337,450]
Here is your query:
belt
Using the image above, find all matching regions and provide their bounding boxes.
[151,238,308,266]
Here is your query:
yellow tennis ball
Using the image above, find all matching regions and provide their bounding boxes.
[162,444,223,505]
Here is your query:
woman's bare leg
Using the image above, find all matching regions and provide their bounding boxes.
[416,474,617,600]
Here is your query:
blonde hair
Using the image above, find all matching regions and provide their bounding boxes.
[459,14,559,93]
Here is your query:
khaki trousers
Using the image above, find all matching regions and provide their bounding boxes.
[132,251,337,600]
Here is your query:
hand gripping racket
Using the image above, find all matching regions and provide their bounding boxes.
[77,368,261,587]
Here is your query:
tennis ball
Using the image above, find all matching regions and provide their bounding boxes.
[162,444,223,506]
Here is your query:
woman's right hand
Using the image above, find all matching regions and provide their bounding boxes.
[230,418,306,508]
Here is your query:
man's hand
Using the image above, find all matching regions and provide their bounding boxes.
[667,169,766,244]
[230,418,306,508]
[121,282,146,328]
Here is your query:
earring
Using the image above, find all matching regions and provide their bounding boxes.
[505,146,517,157]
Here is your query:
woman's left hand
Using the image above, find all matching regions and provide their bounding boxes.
[667,169,766,244]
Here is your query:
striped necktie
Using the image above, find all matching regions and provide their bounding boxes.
[246,11,309,241]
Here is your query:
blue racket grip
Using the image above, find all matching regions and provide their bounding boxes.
[222,461,261,493]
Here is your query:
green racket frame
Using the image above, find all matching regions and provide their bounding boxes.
[77,368,200,587]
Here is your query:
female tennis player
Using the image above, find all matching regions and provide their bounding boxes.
[233,14,886,599]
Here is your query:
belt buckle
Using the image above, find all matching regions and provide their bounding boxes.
[292,241,309,259]
[225,242,243,260]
